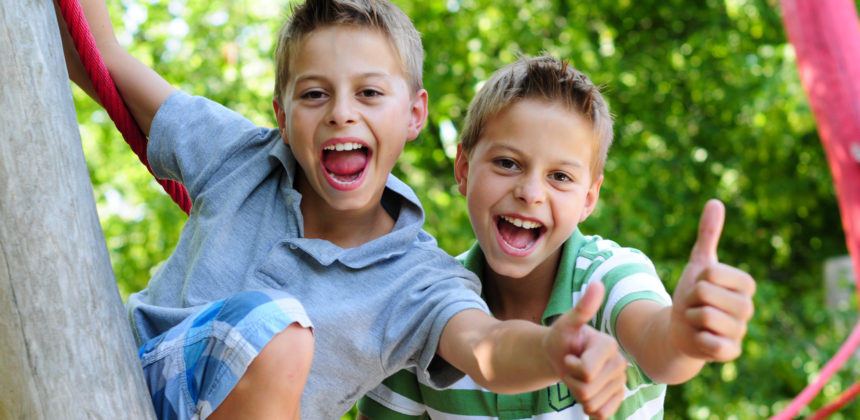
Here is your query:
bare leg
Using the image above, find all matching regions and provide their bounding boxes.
[209,324,314,420]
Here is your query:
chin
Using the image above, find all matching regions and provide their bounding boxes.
[486,260,533,280]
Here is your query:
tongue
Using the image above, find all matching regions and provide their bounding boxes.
[323,150,367,176]
[499,220,537,249]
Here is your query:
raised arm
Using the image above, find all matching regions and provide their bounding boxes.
[615,199,756,384]
[438,281,627,418]
[54,0,175,135]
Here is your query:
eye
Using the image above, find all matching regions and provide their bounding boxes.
[494,158,519,171]
[359,88,383,98]
[300,89,327,100]
[550,172,573,183]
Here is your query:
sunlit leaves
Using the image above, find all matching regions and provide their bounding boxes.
[72,0,860,417]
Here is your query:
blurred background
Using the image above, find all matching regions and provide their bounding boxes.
[70,0,860,418]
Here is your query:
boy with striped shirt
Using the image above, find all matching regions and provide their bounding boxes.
[359,56,756,419]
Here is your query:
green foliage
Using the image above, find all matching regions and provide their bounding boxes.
[70,0,860,417]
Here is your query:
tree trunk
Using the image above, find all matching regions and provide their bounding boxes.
[0,0,155,418]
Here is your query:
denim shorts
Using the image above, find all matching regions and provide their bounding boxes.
[138,290,312,420]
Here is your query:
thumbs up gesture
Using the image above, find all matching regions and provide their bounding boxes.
[669,199,756,361]
[543,282,629,418]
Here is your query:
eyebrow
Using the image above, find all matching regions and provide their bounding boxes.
[293,71,393,85]
[490,142,586,169]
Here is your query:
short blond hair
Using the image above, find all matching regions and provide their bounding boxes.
[460,55,613,177]
[273,0,424,105]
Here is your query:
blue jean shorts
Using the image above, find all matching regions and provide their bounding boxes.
[138,290,312,420]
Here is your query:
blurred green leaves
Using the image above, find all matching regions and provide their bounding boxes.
[70,0,860,417]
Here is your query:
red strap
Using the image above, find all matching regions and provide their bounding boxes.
[775,0,860,417]
[57,0,191,214]
[808,381,860,420]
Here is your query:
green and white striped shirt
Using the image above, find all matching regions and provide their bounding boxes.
[359,230,672,420]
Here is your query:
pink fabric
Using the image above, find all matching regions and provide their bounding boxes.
[775,0,860,418]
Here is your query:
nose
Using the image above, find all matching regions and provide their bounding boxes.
[514,173,545,205]
[327,93,357,126]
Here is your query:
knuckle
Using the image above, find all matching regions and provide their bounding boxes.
[612,358,628,375]
[571,385,593,402]
[736,322,748,338]
[715,343,740,361]
[744,273,757,294]
[591,409,610,420]
[700,306,718,326]
[580,400,602,417]
[693,281,710,300]
[741,299,755,320]
[602,339,620,355]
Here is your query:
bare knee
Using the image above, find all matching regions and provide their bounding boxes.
[209,324,313,420]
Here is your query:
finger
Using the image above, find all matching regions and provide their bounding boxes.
[565,345,625,397]
[559,281,605,330]
[691,330,742,361]
[689,199,725,265]
[576,331,618,382]
[689,279,755,322]
[584,374,627,420]
[565,354,627,416]
[685,306,748,340]
[698,263,757,297]
[574,375,625,418]
[591,387,626,420]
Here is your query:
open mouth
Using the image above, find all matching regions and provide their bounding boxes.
[321,141,370,191]
[496,215,545,254]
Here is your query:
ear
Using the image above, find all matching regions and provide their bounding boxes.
[579,174,603,223]
[273,98,289,145]
[406,89,429,141]
[454,143,469,196]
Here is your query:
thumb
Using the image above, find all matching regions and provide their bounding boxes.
[689,199,725,265]
[560,281,605,330]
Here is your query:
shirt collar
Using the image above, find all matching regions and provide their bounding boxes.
[458,229,589,326]
[285,182,424,269]
[268,138,298,186]
[541,229,588,325]
[269,140,427,269]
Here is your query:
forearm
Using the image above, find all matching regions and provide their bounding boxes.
[53,0,97,99]
[439,310,558,394]
[96,43,175,135]
[57,0,174,135]
[624,305,705,384]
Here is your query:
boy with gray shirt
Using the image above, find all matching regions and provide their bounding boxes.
[58,0,628,418]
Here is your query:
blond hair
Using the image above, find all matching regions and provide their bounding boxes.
[460,55,613,177]
[273,0,424,105]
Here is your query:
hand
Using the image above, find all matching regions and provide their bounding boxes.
[670,199,756,361]
[543,282,628,419]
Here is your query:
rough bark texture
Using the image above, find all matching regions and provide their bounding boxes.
[0,0,155,418]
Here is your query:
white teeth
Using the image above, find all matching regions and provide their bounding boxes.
[324,142,363,151]
[502,216,542,229]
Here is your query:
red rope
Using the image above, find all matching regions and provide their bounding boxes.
[808,381,860,420]
[57,0,191,214]
[769,323,860,419]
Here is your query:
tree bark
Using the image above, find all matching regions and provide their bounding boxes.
[0,0,155,418]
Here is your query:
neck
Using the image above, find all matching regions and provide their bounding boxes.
[482,251,561,323]
[297,177,395,249]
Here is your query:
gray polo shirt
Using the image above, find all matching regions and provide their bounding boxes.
[126,91,488,418]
